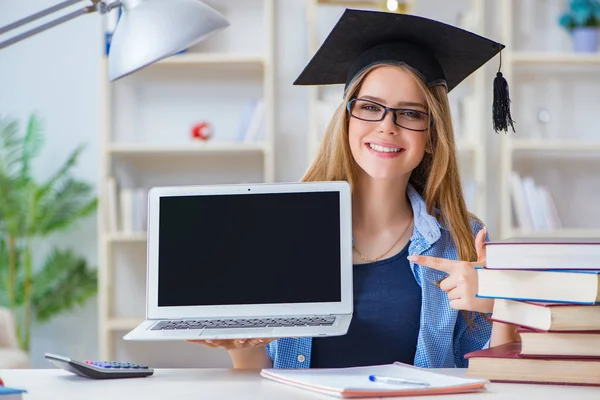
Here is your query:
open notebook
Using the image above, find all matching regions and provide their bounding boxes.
[260,362,489,398]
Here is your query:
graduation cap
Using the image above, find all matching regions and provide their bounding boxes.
[294,9,515,133]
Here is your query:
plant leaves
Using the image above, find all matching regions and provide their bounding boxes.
[20,114,44,180]
[35,144,85,203]
[31,248,97,323]
[34,178,97,236]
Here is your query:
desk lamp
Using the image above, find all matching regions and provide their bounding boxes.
[0,0,230,80]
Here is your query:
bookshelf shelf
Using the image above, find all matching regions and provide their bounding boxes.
[511,140,600,152]
[512,52,600,65]
[108,142,269,156]
[156,53,266,66]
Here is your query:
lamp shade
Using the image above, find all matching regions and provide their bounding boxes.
[107,0,229,81]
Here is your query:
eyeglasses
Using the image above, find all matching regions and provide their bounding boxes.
[346,98,429,132]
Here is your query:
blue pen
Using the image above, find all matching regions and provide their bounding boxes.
[369,375,431,387]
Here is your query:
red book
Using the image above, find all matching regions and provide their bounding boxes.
[465,342,600,386]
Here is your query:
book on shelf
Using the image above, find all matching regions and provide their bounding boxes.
[517,327,600,358]
[105,177,148,234]
[236,98,265,143]
[510,172,562,231]
[490,299,600,332]
[465,342,600,386]
[476,267,600,304]
[485,237,600,270]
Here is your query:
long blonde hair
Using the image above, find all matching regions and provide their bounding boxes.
[303,64,479,264]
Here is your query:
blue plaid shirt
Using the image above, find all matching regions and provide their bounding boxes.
[266,184,491,369]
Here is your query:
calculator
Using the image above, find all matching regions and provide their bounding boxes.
[44,353,154,379]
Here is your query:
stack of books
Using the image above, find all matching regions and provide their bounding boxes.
[464,238,600,386]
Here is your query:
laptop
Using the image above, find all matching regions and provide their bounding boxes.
[123,181,353,341]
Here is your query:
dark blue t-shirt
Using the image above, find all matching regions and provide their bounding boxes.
[311,241,421,368]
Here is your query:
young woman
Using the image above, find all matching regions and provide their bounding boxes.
[190,9,519,369]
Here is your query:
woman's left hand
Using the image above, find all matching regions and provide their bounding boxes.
[407,228,493,313]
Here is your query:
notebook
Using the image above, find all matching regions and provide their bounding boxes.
[260,362,489,398]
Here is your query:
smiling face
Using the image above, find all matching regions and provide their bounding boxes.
[347,65,429,182]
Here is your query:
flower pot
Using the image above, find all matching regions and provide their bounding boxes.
[572,27,599,52]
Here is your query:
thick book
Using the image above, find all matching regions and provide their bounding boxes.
[465,342,600,386]
[517,328,600,358]
[491,299,600,331]
[485,238,600,270]
[260,362,488,398]
[476,268,600,304]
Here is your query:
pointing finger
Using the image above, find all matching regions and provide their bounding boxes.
[408,255,457,274]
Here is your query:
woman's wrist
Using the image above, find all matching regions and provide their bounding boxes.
[228,346,272,369]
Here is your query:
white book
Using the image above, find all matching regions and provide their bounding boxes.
[236,99,258,142]
[510,172,533,230]
[105,177,118,233]
[119,188,134,233]
[485,238,600,270]
[136,187,148,232]
[243,98,265,143]
[538,185,562,230]
[521,176,547,230]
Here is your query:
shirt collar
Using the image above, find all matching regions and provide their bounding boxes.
[407,184,442,245]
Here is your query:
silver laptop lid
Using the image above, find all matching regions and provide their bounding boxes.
[146,181,353,320]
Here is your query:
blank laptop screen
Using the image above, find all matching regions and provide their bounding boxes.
[157,191,342,307]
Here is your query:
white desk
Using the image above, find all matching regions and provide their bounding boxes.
[0,368,598,399]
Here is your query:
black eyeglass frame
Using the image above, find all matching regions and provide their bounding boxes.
[346,98,430,132]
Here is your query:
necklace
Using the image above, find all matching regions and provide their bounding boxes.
[353,216,414,263]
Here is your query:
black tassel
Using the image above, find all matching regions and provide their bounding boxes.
[492,50,515,133]
[493,71,515,134]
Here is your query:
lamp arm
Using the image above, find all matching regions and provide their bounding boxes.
[0,0,86,35]
[0,0,122,50]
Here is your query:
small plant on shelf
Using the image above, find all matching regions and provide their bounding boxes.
[559,0,600,52]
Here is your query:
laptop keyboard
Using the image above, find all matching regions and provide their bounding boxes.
[151,316,336,331]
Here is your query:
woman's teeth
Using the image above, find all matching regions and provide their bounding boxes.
[369,143,403,153]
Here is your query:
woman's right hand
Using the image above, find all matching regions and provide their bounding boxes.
[187,337,277,351]
[188,338,277,369]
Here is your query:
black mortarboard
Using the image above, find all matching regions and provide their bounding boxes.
[294,9,515,133]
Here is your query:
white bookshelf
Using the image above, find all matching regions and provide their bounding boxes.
[497,0,600,239]
[97,0,275,366]
[305,0,489,221]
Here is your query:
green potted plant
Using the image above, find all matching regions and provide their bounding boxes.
[0,113,98,352]
[559,0,600,52]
